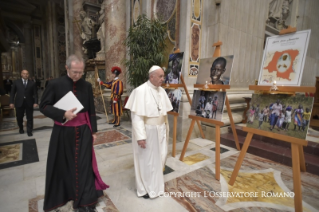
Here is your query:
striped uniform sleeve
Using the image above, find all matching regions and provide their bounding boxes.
[100,80,112,89]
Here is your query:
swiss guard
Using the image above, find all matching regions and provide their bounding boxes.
[97,66,123,127]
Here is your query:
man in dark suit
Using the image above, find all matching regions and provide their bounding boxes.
[3,76,13,94]
[10,70,38,136]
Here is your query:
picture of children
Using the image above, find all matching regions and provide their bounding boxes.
[276,109,286,130]
[165,88,182,113]
[199,91,206,109]
[302,108,311,131]
[248,105,255,124]
[196,55,234,85]
[255,104,260,120]
[191,90,226,122]
[212,96,218,119]
[262,106,269,122]
[204,97,213,119]
[247,94,314,140]
[284,106,292,131]
[293,105,304,131]
[210,57,226,85]
[270,100,282,131]
[170,72,179,84]
[196,103,203,117]
[258,111,264,129]
[165,53,184,84]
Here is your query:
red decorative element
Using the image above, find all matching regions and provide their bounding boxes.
[111,66,122,74]
[264,50,299,80]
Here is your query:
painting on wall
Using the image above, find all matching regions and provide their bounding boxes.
[190,90,226,122]
[188,0,202,77]
[165,88,182,113]
[246,94,314,140]
[196,55,234,85]
[258,30,311,86]
[131,0,142,25]
[165,52,184,84]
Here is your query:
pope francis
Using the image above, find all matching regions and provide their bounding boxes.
[125,65,173,199]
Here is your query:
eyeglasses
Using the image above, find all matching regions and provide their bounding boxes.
[70,71,84,75]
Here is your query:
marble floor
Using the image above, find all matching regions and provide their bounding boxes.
[0,111,318,212]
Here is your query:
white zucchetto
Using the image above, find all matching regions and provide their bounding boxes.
[149,65,162,73]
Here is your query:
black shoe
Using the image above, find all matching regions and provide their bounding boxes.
[27,132,33,137]
[19,129,24,134]
[113,124,120,128]
[109,122,115,125]
[142,194,150,199]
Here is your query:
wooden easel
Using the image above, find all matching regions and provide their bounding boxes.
[163,48,205,157]
[179,41,241,181]
[228,27,315,211]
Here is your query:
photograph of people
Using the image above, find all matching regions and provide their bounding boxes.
[165,52,184,84]
[190,90,226,121]
[196,55,234,85]
[246,94,313,139]
[165,88,182,113]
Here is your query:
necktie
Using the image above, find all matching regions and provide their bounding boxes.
[24,80,27,88]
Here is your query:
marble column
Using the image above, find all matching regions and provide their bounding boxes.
[23,24,33,74]
[47,2,59,78]
[73,0,84,56]
[104,0,126,87]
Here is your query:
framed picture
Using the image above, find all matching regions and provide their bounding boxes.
[190,90,226,121]
[196,55,234,85]
[165,88,182,113]
[165,52,184,84]
[246,94,314,140]
[258,30,311,86]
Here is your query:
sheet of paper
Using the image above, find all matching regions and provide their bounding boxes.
[53,91,84,124]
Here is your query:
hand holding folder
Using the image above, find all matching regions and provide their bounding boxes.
[53,91,84,124]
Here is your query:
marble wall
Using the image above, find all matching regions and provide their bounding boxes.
[297,0,319,85]
[104,0,126,88]
[200,0,269,89]
[72,0,84,57]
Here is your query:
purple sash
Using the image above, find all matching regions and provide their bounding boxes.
[55,112,109,190]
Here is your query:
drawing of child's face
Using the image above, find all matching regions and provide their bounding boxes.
[211,63,225,81]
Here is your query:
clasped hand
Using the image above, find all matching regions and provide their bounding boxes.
[64,107,77,120]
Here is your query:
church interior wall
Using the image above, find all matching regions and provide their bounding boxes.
[297,0,319,84]
[201,0,269,89]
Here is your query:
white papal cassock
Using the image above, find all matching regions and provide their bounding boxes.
[125,80,173,198]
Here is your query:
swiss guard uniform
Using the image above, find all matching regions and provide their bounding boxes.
[99,66,123,127]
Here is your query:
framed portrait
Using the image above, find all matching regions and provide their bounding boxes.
[165,52,184,84]
[196,55,234,85]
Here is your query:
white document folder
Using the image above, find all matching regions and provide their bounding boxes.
[53,91,84,124]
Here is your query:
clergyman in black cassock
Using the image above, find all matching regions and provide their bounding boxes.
[40,55,108,212]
